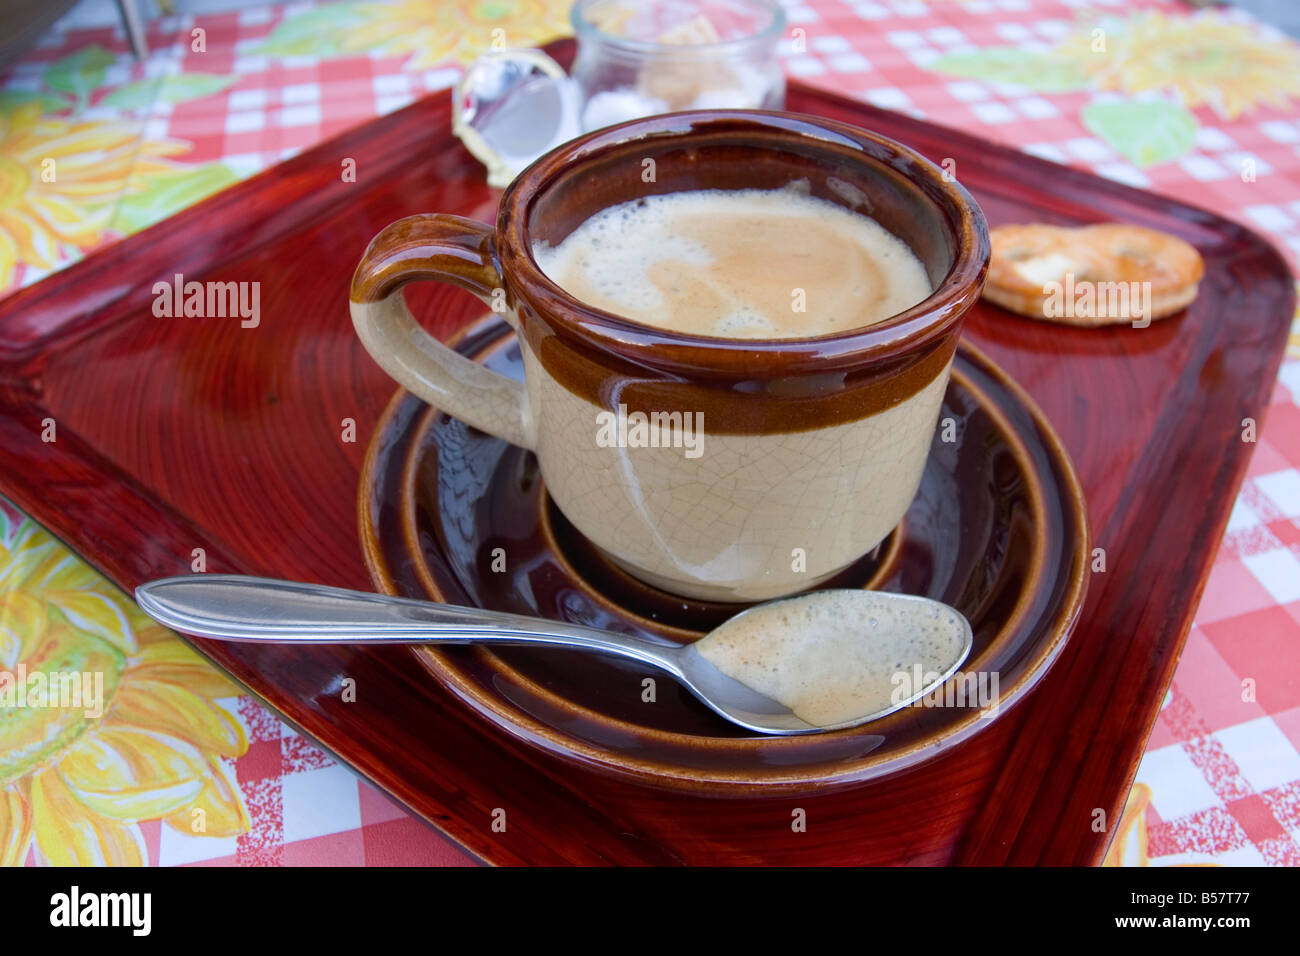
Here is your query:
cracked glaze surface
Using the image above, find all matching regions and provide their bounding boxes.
[526,344,953,601]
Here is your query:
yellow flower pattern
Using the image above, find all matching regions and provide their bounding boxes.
[0,103,185,287]
[1102,782,1221,868]
[342,0,572,69]
[1054,10,1300,120]
[0,515,249,866]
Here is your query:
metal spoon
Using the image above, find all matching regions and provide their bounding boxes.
[135,575,972,736]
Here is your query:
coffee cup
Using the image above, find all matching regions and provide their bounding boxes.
[351,110,989,602]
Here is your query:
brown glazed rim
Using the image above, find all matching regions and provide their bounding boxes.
[496,109,991,382]
[357,327,1091,795]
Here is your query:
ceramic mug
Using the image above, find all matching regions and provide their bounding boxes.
[350,111,989,602]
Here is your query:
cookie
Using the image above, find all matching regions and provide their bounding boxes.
[983,223,1205,326]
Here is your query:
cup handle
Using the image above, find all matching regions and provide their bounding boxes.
[349,213,534,451]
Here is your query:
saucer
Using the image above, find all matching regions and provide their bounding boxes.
[359,315,1089,794]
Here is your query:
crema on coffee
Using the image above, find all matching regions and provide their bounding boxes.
[532,186,932,338]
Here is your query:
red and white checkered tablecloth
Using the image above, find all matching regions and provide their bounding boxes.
[2,0,1298,866]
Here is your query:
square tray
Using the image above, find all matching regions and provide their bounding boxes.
[0,40,1292,864]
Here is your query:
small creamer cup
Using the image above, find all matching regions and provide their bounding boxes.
[454,0,786,187]
[351,110,990,602]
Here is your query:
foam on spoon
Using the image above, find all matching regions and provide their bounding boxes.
[694,589,970,728]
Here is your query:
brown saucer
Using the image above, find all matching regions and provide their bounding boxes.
[359,314,1089,795]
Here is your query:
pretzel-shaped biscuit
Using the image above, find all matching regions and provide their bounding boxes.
[982,223,1204,326]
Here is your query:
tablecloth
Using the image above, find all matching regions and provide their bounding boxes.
[2,0,1298,866]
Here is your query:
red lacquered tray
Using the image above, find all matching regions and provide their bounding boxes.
[0,40,1292,865]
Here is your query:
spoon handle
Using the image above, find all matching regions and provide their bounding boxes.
[134,575,682,673]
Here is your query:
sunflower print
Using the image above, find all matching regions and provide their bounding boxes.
[1054,10,1300,120]
[0,102,185,288]
[1103,782,1153,867]
[1103,782,1223,867]
[1,515,248,866]
[342,0,572,69]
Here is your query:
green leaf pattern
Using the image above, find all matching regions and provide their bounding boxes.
[113,163,242,235]
[929,48,1091,93]
[1081,99,1199,167]
[101,74,238,111]
[928,39,1207,166]
[246,3,373,57]
[43,46,116,105]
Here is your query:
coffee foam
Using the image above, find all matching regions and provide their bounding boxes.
[694,589,968,727]
[532,186,932,339]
